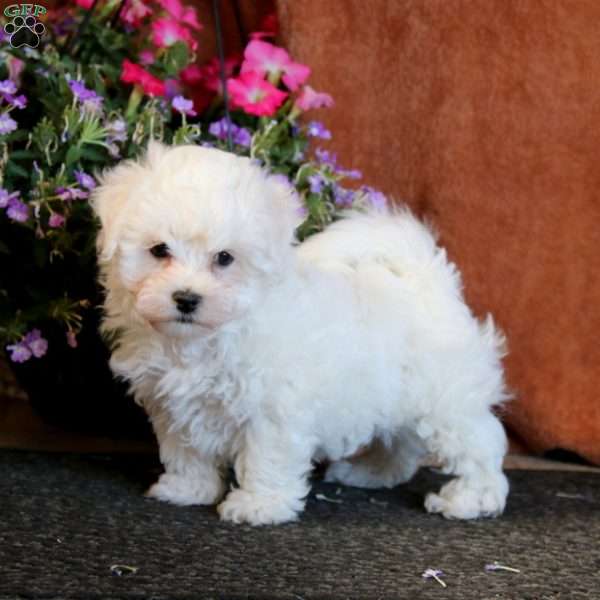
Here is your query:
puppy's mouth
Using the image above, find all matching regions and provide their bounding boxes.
[176,315,195,324]
[148,316,214,331]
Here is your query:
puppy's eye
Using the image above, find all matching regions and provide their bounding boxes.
[150,243,170,259]
[215,251,234,267]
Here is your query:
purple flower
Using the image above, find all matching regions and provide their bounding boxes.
[208,118,228,139]
[107,143,121,158]
[55,186,89,201]
[308,174,326,194]
[233,127,252,148]
[208,118,252,148]
[171,95,197,117]
[333,185,355,207]
[68,80,103,113]
[68,80,93,100]
[35,67,51,79]
[2,93,27,109]
[338,168,362,180]
[0,80,17,95]
[6,329,48,363]
[306,121,331,140]
[6,197,29,222]
[296,204,308,219]
[106,119,127,142]
[361,185,387,209]
[74,170,96,190]
[0,113,18,135]
[105,119,128,158]
[422,568,446,588]
[82,96,103,114]
[6,341,31,363]
[315,148,362,181]
[0,188,19,208]
[165,79,183,101]
[484,562,521,573]
[49,213,65,228]
[315,148,337,168]
[24,329,48,358]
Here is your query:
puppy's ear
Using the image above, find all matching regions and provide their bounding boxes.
[91,163,137,262]
[91,140,170,262]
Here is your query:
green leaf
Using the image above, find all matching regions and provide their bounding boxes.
[80,146,107,162]
[32,117,58,153]
[5,161,29,179]
[8,149,37,160]
[160,42,190,78]
[65,146,82,166]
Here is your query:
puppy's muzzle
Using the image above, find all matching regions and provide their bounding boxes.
[172,290,202,314]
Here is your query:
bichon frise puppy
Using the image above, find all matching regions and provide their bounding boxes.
[92,142,510,525]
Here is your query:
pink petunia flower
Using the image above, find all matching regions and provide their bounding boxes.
[49,213,65,228]
[281,62,311,92]
[120,60,166,97]
[152,17,198,51]
[227,71,287,117]
[121,0,153,27]
[194,56,240,93]
[66,331,78,348]
[139,49,155,66]
[295,85,334,111]
[180,64,203,86]
[75,0,94,9]
[7,56,25,86]
[158,0,202,31]
[241,40,310,91]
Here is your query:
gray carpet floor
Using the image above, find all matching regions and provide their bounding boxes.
[0,450,599,599]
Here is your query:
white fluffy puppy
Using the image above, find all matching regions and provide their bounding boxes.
[92,142,510,526]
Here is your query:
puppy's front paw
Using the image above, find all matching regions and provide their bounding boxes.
[146,473,225,506]
[217,489,302,526]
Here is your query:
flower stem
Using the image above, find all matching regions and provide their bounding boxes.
[126,86,143,120]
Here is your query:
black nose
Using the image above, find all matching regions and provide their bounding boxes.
[172,290,201,314]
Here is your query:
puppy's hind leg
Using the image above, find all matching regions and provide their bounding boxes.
[325,431,426,489]
[423,411,509,519]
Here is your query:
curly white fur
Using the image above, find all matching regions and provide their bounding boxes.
[92,142,510,525]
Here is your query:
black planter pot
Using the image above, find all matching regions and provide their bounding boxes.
[9,309,153,441]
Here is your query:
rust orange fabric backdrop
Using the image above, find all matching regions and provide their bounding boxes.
[278,0,600,464]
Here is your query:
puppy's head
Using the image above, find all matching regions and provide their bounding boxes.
[92,142,301,338]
